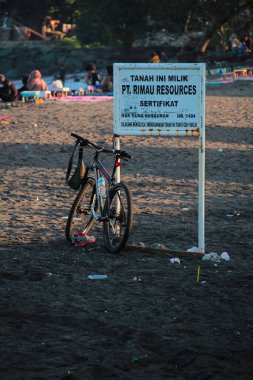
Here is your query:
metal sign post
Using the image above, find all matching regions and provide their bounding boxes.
[114,63,206,252]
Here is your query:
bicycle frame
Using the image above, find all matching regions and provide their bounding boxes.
[89,152,119,222]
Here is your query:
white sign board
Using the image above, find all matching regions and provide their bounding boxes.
[114,63,205,137]
[113,63,206,253]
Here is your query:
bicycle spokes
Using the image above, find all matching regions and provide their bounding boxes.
[65,178,97,241]
[103,183,133,253]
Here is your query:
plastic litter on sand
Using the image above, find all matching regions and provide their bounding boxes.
[87,274,108,280]
[225,210,240,220]
[220,251,230,261]
[196,266,200,282]
[202,252,221,262]
[202,251,230,262]
[169,258,181,264]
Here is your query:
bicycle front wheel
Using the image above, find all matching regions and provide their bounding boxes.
[103,182,133,253]
[65,177,97,242]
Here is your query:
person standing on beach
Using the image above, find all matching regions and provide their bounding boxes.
[0,74,18,102]
[149,49,161,63]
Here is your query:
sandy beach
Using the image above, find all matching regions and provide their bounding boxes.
[0,79,253,379]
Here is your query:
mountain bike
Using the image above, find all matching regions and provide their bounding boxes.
[65,132,133,253]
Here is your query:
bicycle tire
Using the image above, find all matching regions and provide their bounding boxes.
[103,182,133,253]
[65,177,97,242]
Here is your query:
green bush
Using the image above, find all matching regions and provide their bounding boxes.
[58,37,81,48]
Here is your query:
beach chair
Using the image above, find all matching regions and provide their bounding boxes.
[20,91,51,102]
[233,69,247,79]
[51,87,70,97]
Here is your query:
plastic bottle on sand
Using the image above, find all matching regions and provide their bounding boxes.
[88,274,108,280]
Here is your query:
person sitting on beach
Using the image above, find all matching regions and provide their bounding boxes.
[0,74,18,102]
[51,79,64,97]
[231,35,241,56]
[84,64,101,87]
[27,70,48,91]
[101,65,113,92]
[160,48,169,63]
[18,75,29,99]
[243,35,252,54]
[57,64,66,86]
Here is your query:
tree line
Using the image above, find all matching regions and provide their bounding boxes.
[2,0,253,55]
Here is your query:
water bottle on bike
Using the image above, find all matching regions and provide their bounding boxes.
[98,174,105,197]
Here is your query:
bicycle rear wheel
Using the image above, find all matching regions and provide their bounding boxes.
[103,182,133,253]
[65,177,97,242]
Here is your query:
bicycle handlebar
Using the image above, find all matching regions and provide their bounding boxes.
[70,132,132,160]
